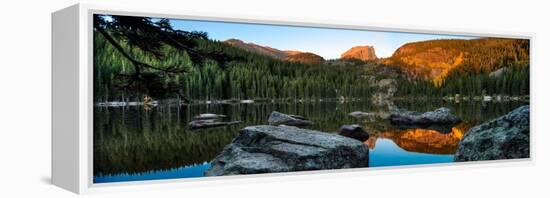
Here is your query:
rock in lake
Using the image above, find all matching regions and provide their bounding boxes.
[454,105,530,161]
[188,120,242,130]
[268,111,314,126]
[348,111,371,118]
[204,125,369,176]
[188,113,241,130]
[338,124,370,142]
[193,113,227,120]
[389,107,461,126]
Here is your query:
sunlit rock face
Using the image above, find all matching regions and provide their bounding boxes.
[367,126,467,155]
[382,38,530,84]
[341,46,377,61]
[386,45,464,83]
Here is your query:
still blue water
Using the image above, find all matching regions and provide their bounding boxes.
[94,163,211,183]
[93,100,526,183]
[94,138,453,183]
[369,139,453,167]
[95,136,454,183]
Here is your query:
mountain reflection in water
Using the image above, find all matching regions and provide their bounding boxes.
[367,126,467,154]
[93,100,528,182]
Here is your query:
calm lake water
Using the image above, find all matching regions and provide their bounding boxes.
[93,99,527,183]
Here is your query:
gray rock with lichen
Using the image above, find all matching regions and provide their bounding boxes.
[454,105,530,161]
[389,107,461,126]
[205,125,369,176]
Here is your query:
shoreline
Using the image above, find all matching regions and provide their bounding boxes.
[94,95,530,107]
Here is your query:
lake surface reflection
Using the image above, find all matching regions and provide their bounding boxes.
[367,127,465,167]
[93,100,527,183]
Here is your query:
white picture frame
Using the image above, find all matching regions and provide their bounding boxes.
[52,3,535,194]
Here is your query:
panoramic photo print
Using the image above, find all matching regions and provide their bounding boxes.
[93,14,530,183]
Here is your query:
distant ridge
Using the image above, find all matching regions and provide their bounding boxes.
[224,39,324,64]
[283,52,325,65]
[224,39,289,59]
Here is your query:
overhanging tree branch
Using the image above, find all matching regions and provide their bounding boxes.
[94,16,193,102]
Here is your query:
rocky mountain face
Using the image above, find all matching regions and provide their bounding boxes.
[341,45,377,61]
[224,39,324,64]
[225,38,529,84]
[382,38,530,83]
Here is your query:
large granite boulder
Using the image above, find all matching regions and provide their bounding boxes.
[389,107,461,126]
[205,125,369,176]
[268,111,314,126]
[338,125,370,142]
[455,105,530,161]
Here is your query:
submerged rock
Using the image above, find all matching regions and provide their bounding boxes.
[389,107,461,126]
[188,120,242,130]
[205,125,369,176]
[348,111,377,122]
[454,105,530,161]
[338,125,370,142]
[268,111,314,126]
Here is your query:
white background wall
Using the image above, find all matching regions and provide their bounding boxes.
[0,0,548,197]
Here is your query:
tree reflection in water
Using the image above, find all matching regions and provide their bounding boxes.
[94,100,528,181]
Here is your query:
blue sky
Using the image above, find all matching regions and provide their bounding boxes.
[170,19,476,59]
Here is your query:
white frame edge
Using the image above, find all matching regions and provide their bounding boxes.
[51,3,535,194]
[52,4,80,194]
